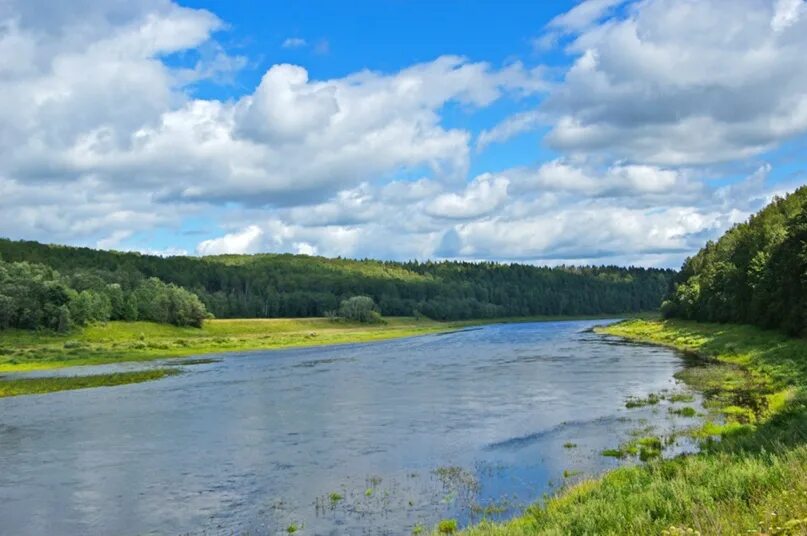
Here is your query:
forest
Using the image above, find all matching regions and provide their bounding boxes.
[663,185,807,336]
[0,259,208,331]
[0,238,675,330]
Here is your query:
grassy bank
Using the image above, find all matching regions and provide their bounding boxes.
[0,313,650,374]
[0,369,180,398]
[0,314,648,397]
[0,317,459,373]
[458,319,807,535]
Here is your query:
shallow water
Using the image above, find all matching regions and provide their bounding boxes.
[0,320,704,535]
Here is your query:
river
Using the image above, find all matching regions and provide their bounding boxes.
[0,319,704,535]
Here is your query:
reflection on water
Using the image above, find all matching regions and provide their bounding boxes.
[0,320,704,535]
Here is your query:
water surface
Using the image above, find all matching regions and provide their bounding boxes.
[0,320,703,535]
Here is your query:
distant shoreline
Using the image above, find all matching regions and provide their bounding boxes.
[0,313,654,397]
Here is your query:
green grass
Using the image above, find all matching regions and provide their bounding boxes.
[458,319,807,535]
[0,317,464,373]
[0,313,653,373]
[0,369,179,397]
[0,313,651,398]
[625,392,662,408]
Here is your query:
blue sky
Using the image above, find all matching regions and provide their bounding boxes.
[0,0,805,267]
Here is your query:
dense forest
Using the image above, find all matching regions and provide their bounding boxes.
[0,259,208,331]
[663,185,807,336]
[0,238,674,329]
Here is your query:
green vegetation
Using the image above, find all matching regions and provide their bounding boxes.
[459,319,807,535]
[669,392,695,403]
[0,237,674,322]
[0,314,651,396]
[562,442,577,449]
[0,258,208,331]
[0,317,468,373]
[624,393,662,408]
[669,406,697,417]
[437,519,459,534]
[662,185,806,336]
[0,368,179,398]
[337,295,382,323]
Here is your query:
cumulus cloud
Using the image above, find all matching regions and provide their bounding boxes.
[0,0,801,268]
[540,0,807,165]
[426,174,510,219]
[0,0,544,247]
[197,225,264,255]
[193,161,787,267]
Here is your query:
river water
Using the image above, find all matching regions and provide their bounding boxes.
[0,320,704,535]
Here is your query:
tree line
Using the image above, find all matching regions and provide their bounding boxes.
[0,259,208,331]
[0,238,676,330]
[663,185,807,336]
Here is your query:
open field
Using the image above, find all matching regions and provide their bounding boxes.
[458,319,807,535]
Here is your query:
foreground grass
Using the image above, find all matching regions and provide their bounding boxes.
[460,319,807,536]
[0,369,180,398]
[0,313,649,374]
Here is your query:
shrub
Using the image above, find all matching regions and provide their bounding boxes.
[338,296,382,323]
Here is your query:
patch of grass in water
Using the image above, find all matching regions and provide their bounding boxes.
[0,368,180,397]
[625,392,662,408]
[562,442,577,449]
[669,392,695,403]
[164,357,220,366]
[433,466,479,493]
[437,518,458,534]
[470,499,511,517]
[669,406,697,417]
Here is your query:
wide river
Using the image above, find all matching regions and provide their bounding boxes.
[0,320,703,535]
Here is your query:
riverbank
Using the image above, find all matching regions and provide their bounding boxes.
[459,319,807,535]
[0,314,651,397]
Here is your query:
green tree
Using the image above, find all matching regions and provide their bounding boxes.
[338,296,381,323]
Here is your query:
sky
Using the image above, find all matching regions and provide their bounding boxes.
[1,0,806,267]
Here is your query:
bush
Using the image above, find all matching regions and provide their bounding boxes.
[338,296,381,323]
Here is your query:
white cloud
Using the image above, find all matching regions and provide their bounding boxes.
[282,37,307,48]
[197,225,264,255]
[771,0,804,30]
[535,0,807,165]
[476,110,542,151]
[193,161,788,267]
[0,0,801,269]
[548,0,627,32]
[426,174,510,219]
